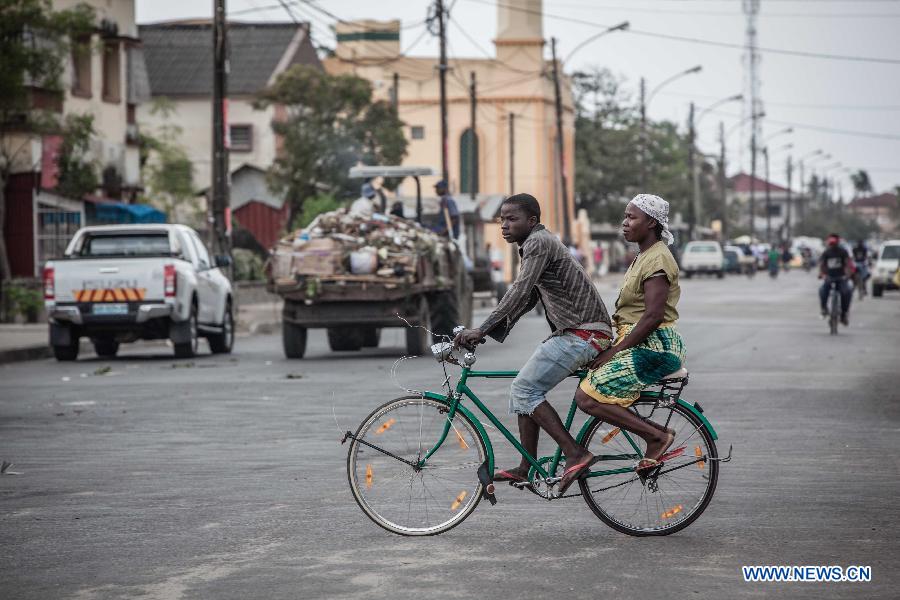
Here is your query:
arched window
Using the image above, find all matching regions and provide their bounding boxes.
[459,128,479,195]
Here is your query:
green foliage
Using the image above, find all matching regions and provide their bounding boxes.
[849,169,873,196]
[255,66,408,225]
[55,113,98,199]
[140,98,196,220]
[4,282,42,322]
[0,0,95,119]
[291,193,341,230]
[794,206,878,241]
[572,68,710,226]
[232,248,265,281]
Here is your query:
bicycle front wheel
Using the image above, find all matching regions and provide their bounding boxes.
[347,396,487,536]
[578,398,719,536]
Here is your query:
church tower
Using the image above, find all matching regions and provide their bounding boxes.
[494,0,544,69]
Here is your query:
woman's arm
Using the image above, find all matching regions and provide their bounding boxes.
[588,273,669,369]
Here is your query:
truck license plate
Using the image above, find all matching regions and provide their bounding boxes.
[92,303,128,315]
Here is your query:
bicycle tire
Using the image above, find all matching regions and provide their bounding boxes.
[830,288,840,336]
[347,395,487,536]
[578,399,719,536]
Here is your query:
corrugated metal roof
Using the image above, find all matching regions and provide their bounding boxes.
[138,22,317,96]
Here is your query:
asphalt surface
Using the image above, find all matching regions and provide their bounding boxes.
[2,269,898,599]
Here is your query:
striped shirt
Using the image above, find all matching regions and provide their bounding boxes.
[480,225,612,342]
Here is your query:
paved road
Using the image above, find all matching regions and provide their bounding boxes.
[2,270,898,599]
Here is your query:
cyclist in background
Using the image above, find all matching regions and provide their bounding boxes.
[852,240,870,296]
[819,233,854,325]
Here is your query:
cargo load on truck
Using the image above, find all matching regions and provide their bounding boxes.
[266,208,472,359]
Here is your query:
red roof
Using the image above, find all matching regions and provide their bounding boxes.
[849,193,897,209]
[730,173,790,194]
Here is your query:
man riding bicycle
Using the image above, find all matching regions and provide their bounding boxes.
[852,240,870,293]
[819,233,854,326]
[453,193,613,489]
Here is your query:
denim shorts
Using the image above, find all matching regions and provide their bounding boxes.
[509,333,600,415]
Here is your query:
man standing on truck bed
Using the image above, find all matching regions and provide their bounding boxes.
[430,180,460,239]
[454,193,613,487]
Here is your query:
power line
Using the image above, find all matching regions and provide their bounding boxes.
[697,106,900,141]
[657,90,900,111]
[547,0,900,18]
[460,0,900,65]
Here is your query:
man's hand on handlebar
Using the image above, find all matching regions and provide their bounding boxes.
[453,328,485,351]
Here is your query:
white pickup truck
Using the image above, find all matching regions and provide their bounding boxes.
[43,224,234,361]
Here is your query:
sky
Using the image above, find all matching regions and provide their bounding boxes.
[136,0,900,197]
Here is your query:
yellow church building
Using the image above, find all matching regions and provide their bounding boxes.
[323,0,583,265]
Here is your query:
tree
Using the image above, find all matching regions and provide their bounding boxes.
[140,99,196,222]
[0,0,95,281]
[850,169,873,197]
[794,206,877,241]
[255,65,407,227]
[572,68,707,229]
[55,113,98,200]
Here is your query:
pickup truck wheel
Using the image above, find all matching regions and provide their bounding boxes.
[283,321,307,358]
[92,339,119,358]
[174,305,199,358]
[361,327,381,348]
[873,284,884,297]
[684,271,693,279]
[208,302,234,354]
[53,341,79,361]
[716,270,725,279]
[406,298,431,356]
[328,327,364,352]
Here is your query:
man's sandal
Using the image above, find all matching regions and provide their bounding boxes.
[557,456,598,495]
[494,469,529,484]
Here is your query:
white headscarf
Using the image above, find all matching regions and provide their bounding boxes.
[630,194,674,246]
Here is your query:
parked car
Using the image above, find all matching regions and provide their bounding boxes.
[872,240,900,297]
[43,224,234,360]
[722,245,745,274]
[680,241,725,278]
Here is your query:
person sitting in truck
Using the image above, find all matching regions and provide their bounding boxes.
[453,193,613,494]
[350,182,378,218]
[430,180,460,239]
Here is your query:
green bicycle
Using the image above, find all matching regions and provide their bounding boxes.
[343,335,730,537]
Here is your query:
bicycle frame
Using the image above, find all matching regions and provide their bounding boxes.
[416,367,717,482]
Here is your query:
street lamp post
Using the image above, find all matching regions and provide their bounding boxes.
[797,149,823,222]
[640,65,702,187]
[690,93,743,239]
[753,127,792,242]
[762,141,792,242]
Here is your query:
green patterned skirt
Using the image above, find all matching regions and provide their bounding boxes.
[579,324,686,407]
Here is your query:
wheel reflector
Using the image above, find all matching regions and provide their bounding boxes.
[456,430,469,449]
[366,464,373,489]
[375,418,396,435]
[601,427,620,444]
[661,504,683,519]
[695,445,705,469]
[451,490,467,510]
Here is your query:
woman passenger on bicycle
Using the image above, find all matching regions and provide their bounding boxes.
[560,194,686,492]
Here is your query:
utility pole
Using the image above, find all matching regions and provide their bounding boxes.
[508,111,518,277]
[550,37,570,241]
[468,71,476,199]
[785,156,793,241]
[750,134,757,240]
[391,72,399,113]
[688,102,697,240]
[437,0,449,183]
[718,121,727,239]
[640,77,647,188]
[763,147,771,242]
[798,160,805,224]
[211,0,230,258]
[508,112,515,195]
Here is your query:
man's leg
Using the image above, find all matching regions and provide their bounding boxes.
[818,281,829,314]
[574,389,673,461]
[840,278,853,321]
[504,335,597,478]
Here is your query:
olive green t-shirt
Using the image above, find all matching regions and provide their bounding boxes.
[613,241,680,327]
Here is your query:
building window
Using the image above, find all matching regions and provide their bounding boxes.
[102,40,121,103]
[767,204,782,217]
[71,36,92,98]
[411,126,425,140]
[36,204,82,267]
[229,124,253,152]
[459,128,479,195]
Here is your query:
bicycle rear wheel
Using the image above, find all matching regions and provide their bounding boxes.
[347,396,486,536]
[578,399,719,536]
[830,289,840,335]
